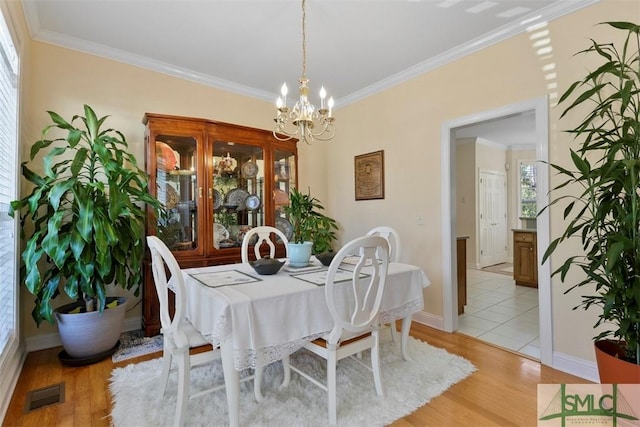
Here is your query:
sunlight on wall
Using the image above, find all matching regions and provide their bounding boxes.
[527,21,559,103]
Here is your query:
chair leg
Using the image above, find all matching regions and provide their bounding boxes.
[174,351,190,427]
[254,358,264,402]
[279,355,291,390]
[160,346,172,395]
[371,333,384,397]
[327,351,338,425]
[389,322,399,342]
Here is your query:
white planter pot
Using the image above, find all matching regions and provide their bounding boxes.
[288,241,313,267]
[54,296,127,359]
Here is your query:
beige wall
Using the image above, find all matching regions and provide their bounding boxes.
[18,40,330,338]
[13,0,640,365]
[476,139,507,175]
[326,0,639,362]
[455,139,476,266]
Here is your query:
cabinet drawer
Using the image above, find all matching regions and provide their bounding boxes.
[514,232,535,243]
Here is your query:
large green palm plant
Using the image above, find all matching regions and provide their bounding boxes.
[10,105,161,325]
[542,22,640,365]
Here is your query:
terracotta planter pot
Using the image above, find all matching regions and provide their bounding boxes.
[594,340,640,384]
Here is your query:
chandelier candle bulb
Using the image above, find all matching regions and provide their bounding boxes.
[319,86,326,109]
[328,97,334,117]
[281,83,288,107]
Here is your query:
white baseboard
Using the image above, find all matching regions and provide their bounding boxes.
[412,311,443,331]
[552,350,599,383]
[25,316,142,353]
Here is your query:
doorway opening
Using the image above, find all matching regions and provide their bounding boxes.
[440,96,552,365]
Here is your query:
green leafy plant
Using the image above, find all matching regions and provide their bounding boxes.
[283,187,338,253]
[542,22,640,365]
[10,105,162,325]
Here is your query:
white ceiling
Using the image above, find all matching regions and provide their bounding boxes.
[21,0,594,109]
[455,110,537,148]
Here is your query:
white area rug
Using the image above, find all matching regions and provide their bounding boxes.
[112,330,163,363]
[109,335,475,426]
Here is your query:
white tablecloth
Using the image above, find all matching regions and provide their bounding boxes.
[182,260,430,370]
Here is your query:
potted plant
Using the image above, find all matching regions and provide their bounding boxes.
[10,105,162,363]
[282,187,338,267]
[542,22,640,383]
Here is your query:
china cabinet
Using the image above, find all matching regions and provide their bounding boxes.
[142,113,298,335]
[513,229,538,288]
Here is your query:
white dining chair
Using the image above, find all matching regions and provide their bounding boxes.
[147,236,260,427]
[241,225,289,263]
[366,226,402,341]
[280,235,390,424]
[366,226,401,262]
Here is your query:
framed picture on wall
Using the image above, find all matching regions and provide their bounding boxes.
[354,150,384,200]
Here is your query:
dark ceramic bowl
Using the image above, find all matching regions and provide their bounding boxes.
[249,258,285,275]
[315,251,336,267]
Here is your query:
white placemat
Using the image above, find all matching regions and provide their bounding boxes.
[290,268,369,286]
[189,270,260,288]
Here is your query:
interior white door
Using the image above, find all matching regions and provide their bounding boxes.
[478,170,508,268]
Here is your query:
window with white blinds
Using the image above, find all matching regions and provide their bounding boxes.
[0,9,18,358]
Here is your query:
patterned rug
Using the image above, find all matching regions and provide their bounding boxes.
[111,330,163,363]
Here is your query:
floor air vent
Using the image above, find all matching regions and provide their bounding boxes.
[24,383,65,413]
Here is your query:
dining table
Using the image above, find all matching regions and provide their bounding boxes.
[181,256,430,427]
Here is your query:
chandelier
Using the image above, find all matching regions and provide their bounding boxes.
[273,0,336,144]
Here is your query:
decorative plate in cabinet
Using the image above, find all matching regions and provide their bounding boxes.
[245,195,261,211]
[275,217,294,241]
[226,188,250,209]
[241,161,259,178]
[213,189,222,210]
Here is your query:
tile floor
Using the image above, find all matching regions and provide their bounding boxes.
[458,267,540,359]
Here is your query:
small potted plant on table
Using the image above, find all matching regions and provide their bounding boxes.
[282,187,338,267]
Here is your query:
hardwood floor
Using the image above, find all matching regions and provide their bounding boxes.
[3,323,589,426]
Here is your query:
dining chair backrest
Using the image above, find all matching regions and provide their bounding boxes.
[241,226,289,263]
[324,235,390,345]
[147,235,189,348]
[366,226,401,262]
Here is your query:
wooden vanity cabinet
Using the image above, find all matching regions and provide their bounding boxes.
[513,230,538,288]
[141,113,298,335]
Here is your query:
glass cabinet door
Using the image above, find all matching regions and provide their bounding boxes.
[154,135,199,252]
[212,140,264,249]
[273,148,296,241]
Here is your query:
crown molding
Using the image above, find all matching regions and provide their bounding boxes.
[338,0,599,107]
[22,0,599,107]
[34,27,276,102]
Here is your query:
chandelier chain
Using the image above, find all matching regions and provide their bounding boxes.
[273,0,335,144]
[301,0,306,80]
